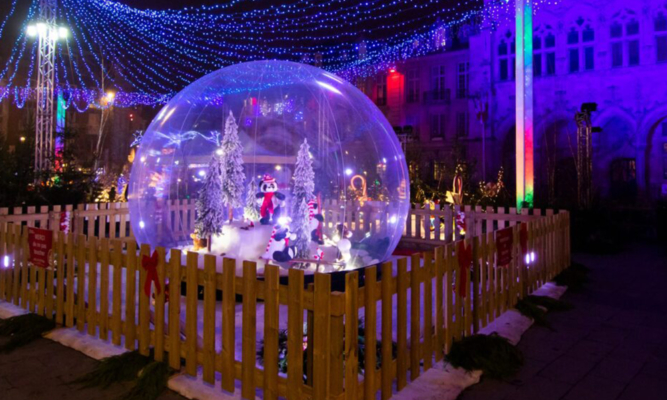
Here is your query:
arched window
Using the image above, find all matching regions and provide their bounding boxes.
[655,10,667,62]
[567,18,595,73]
[498,30,515,81]
[534,25,556,77]
[610,10,640,67]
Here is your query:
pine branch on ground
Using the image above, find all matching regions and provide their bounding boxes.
[71,350,152,388]
[524,295,573,312]
[0,314,56,353]
[445,333,524,379]
[515,298,552,330]
[121,361,174,400]
[554,262,589,291]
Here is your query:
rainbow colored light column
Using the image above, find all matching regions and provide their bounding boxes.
[54,93,66,171]
[515,0,534,211]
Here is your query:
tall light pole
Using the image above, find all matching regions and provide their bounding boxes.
[26,0,68,174]
[515,0,534,210]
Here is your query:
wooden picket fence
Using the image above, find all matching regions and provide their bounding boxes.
[0,210,570,400]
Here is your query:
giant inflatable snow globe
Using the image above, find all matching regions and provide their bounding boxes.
[129,60,409,274]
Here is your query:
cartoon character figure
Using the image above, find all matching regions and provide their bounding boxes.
[270,224,298,263]
[307,199,325,244]
[256,175,285,225]
[334,223,353,263]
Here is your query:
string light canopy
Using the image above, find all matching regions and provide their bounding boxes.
[0,0,556,110]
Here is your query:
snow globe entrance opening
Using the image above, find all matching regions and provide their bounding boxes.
[129,60,409,274]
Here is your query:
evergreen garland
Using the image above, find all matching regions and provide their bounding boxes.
[0,314,56,353]
[122,361,174,400]
[71,350,152,388]
[445,334,524,379]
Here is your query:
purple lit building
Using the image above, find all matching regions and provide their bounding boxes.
[360,0,667,205]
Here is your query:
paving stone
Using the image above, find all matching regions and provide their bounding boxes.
[508,357,549,385]
[510,376,571,400]
[457,377,516,400]
[538,356,597,384]
[639,358,667,380]
[591,355,644,383]
[608,339,660,363]
[618,374,667,400]
[564,339,615,362]
[562,375,625,400]
[585,326,629,345]
[0,337,185,400]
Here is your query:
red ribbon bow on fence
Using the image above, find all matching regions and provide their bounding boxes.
[457,241,473,298]
[142,250,162,297]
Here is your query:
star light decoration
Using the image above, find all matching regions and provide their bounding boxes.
[0,0,557,110]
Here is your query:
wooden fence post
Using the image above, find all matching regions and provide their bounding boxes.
[365,266,378,399]
[345,271,359,400]
[380,262,393,400]
[287,268,304,400]
[263,264,280,400]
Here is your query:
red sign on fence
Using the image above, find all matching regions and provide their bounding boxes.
[496,227,514,267]
[28,227,53,268]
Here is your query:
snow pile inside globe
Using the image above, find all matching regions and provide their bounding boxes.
[128,60,409,274]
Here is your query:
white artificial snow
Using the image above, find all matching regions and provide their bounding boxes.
[0,301,27,319]
[45,328,127,360]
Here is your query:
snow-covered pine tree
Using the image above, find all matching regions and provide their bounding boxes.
[292,198,311,259]
[194,152,226,248]
[291,138,315,219]
[220,111,246,222]
[243,179,260,225]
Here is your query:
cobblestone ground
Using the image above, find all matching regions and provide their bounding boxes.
[458,243,667,400]
[0,336,186,400]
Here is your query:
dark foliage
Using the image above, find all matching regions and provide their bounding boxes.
[0,314,56,353]
[445,333,524,379]
[121,361,174,400]
[0,129,101,207]
[554,262,589,291]
[71,350,152,388]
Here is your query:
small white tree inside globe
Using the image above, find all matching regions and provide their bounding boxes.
[128,60,409,275]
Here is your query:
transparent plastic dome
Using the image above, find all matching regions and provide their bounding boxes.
[129,60,409,272]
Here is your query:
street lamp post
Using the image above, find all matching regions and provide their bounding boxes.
[26,0,68,174]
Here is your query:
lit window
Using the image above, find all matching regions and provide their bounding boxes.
[534,26,556,77]
[610,11,640,67]
[406,69,420,103]
[457,62,469,99]
[431,65,447,101]
[430,114,446,139]
[498,31,515,81]
[376,74,387,106]
[456,113,468,137]
[568,20,595,73]
[656,12,667,62]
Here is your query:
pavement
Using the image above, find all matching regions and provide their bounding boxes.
[458,243,667,400]
[0,336,186,400]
